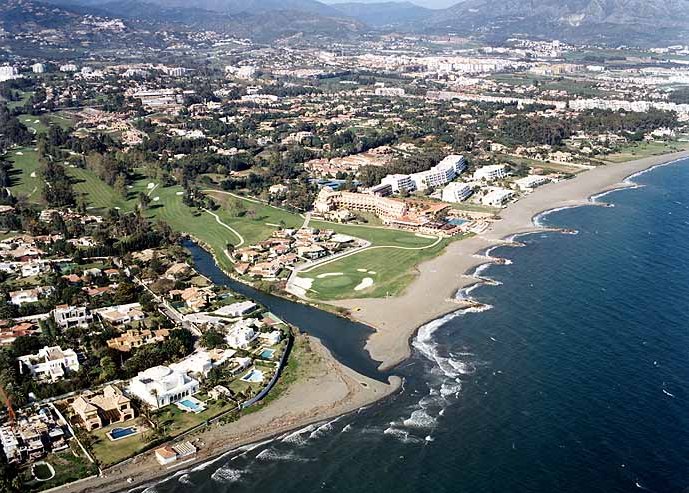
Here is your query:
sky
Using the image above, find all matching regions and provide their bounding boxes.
[322,0,458,8]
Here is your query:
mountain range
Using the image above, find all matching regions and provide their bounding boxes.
[4,0,689,45]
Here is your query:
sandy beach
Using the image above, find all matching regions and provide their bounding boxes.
[333,150,689,371]
[61,336,399,493]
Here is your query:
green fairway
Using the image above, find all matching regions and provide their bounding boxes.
[68,166,133,211]
[296,235,451,300]
[206,190,304,245]
[7,147,42,201]
[603,140,689,163]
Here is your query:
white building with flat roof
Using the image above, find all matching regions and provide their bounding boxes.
[474,164,508,181]
[214,301,257,318]
[226,320,260,349]
[127,366,199,409]
[0,66,19,82]
[515,175,550,191]
[410,155,466,191]
[482,188,514,207]
[31,63,45,74]
[442,182,473,203]
[381,174,416,193]
[53,305,93,329]
[18,346,80,381]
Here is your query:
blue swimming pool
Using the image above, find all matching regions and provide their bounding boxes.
[178,399,205,413]
[260,349,275,359]
[241,369,264,383]
[448,218,468,226]
[108,426,137,440]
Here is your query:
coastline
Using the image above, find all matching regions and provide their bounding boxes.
[60,337,400,493]
[53,149,688,493]
[332,150,689,371]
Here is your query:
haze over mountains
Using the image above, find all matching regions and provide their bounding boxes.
[5,0,689,44]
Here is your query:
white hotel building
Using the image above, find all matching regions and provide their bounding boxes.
[410,155,467,191]
[473,164,508,182]
[381,173,416,193]
[442,182,473,203]
[380,155,466,194]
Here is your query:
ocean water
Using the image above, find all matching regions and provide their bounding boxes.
[142,159,689,493]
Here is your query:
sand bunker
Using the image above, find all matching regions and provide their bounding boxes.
[356,268,367,272]
[317,272,343,279]
[30,172,36,178]
[354,277,374,291]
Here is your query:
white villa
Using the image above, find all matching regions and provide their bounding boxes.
[226,320,260,349]
[213,301,257,318]
[18,346,80,381]
[53,305,93,329]
[482,188,515,207]
[127,365,199,409]
[169,349,233,378]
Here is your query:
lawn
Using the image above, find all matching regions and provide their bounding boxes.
[296,235,454,300]
[68,166,133,211]
[7,147,42,201]
[602,140,689,163]
[20,442,97,492]
[90,397,236,466]
[206,190,304,245]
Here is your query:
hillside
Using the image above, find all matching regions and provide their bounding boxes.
[331,1,432,26]
[422,0,689,44]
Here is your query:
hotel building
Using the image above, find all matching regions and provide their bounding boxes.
[314,188,408,223]
[473,164,508,181]
[442,182,473,203]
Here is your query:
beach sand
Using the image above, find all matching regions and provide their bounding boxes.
[333,150,689,371]
[62,336,399,493]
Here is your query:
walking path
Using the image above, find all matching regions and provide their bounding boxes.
[202,208,245,247]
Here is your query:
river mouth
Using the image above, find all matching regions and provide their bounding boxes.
[183,239,390,382]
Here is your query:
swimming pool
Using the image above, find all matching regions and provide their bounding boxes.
[177,398,206,413]
[448,218,468,226]
[259,348,275,359]
[241,369,264,383]
[108,426,138,441]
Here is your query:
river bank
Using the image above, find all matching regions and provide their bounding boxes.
[332,150,689,371]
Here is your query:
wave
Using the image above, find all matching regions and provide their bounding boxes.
[178,474,193,485]
[211,465,244,483]
[402,409,437,429]
[383,426,423,444]
[255,448,311,462]
[281,424,318,445]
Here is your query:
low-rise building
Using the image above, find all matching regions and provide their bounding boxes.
[127,365,200,409]
[70,385,134,431]
[53,305,93,329]
[18,346,80,381]
[226,320,260,349]
[107,328,170,352]
[514,175,550,191]
[95,303,145,326]
[213,301,257,318]
[482,188,515,207]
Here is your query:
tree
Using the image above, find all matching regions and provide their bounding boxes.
[201,328,226,349]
